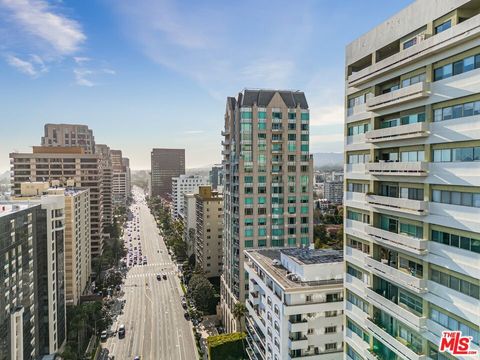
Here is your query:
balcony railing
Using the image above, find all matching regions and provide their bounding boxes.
[366,81,430,111]
[288,335,308,351]
[366,161,428,176]
[366,225,427,255]
[366,122,430,143]
[288,319,308,333]
[365,257,427,294]
[366,194,428,215]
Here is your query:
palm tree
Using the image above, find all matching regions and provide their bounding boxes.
[233,302,247,323]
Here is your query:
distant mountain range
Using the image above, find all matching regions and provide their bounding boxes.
[313,152,343,168]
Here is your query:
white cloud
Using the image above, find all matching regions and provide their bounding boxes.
[73,68,94,87]
[310,133,343,152]
[185,130,205,135]
[73,56,90,64]
[5,54,47,77]
[0,0,86,55]
[310,104,344,126]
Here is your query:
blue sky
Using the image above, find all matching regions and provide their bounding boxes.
[0,0,412,171]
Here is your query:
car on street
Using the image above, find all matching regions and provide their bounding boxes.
[184,312,190,321]
[100,330,108,342]
[118,324,125,338]
[156,274,161,280]
[134,357,140,360]
[163,274,167,280]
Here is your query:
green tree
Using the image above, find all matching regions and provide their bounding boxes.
[232,302,247,322]
[188,274,216,313]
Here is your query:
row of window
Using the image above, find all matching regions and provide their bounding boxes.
[432,189,480,208]
[430,268,479,300]
[348,153,370,164]
[245,238,310,248]
[347,123,371,136]
[380,112,425,129]
[433,147,480,162]
[431,229,480,254]
[241,110,309,120]
[430,307,478,345]
[434,100,480,122]
[434,53,480,81]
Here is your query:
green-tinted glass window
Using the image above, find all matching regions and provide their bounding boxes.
[245,229,253,237]
[301,144,309,152]
[258,154,266,164]
[272,218,284,225]
[288,196,296,204]
[258,111,267,119]
[241,111,252,119]
[258,228,267,236]
[301,237,309,246]
[301,134,308,141]
[244,176,253,183]
[288,112,296,120]
[258,217,267,225]
[288,206,296,214]
[258,196,266,205]
[300,175,309,185]
[258,176,266,183]
[241,123,252,132]
[272,207,283,215]
[301,112,309,120]
[258,239,267,247]
[245,240,254,248]
[245,198,253,205]
[288,134,296,141]
[258,122,267,130]
[301,195,309,203]
[272,111,282,119]
[245,218,253,226]
[301,206,309,214]
[288,142,296,152]
[258,133,266,140]
[272,144,282,151]
[271,239,284,247]
[288,238,296,246]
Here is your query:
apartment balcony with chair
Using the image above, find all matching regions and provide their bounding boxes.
[366,225,427,255]
[366,161,428,177]
[366,122,430,143]
[366,194,428,215]
[366,81,430,111]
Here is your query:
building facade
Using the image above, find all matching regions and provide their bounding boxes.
[324,181,344,204]
[96,144,113,227]
[172,174,209,218]
[10,146,105,257]
[344,1,480,359]
[209,164,224,190]
[244,248,344,360]
[150,148,185,200]
[195,186,223,278]
[0,203,43,360]
[41,123,95,154]
[221,89,314,333]
[111,150,131,207]
[182,193,197,257]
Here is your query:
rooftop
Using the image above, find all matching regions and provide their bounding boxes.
[245,248,343,291]
[0,202,37,216]
[239,89,308,109]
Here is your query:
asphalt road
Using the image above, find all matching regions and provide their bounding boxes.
[103,187,197,360]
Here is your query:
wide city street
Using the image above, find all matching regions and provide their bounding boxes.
[103,187,197,360]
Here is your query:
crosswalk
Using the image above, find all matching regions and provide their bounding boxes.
[126,271,177,279]
[127,262,173,268]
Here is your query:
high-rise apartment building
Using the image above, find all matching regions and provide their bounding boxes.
[324,181,343,204]
[171,174,209,218]
[96,144,113,226]
[344,1,480,359]
[110,150,131,207]
[41,123,95,154]
[244,248,344,360]
[182,193,197,256]
[0,202,43,360]
[150,148,185,200]
[220,89,314,333]
[195,186,223,278]
[10,146,105,257]
[209,164,224,190]
[10,191,67,355]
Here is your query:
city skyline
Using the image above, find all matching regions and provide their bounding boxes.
[0,0,412,171]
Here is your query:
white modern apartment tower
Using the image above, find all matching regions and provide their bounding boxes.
[171,174,209,218]
[221,89,314,333]
[182,193,197,256]
[244,248,344,360]
[324,181,344,204]
[344,1,480,359]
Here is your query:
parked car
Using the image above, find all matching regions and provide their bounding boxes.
[100,330,108,342]
[162,274,167,280]
[118,324,125,338]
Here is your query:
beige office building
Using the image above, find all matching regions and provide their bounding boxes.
[10,146,105,257]
[220,89,314,333]
[96,144,113,226]
[41,123,95,154]
[195,186,223,278]
[344,1,480,359]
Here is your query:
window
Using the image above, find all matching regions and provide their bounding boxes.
[325,343,337,351]
[347,290,368,313]
[431,189,480,208]
[399,290,423,315]
[241,111,252,119]
[432,229,480,253]
[301,112,309,120]
[325,326,336,334]
[433,146,480,162]
[347,265,363,280]
[430,307,479,344]
[403,37,417,49]
[244,240,253,248]
[435,19,451,34]
[347,123,371,135]
[434,49,480,81]
[430,267,479,299]
[401,73,426,87]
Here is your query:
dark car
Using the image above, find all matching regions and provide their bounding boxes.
[156,274,161,281]
[162,274,167,280]
[184,312,190,321]
[118,324,125,338]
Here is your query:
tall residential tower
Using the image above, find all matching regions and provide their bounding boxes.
[220,89,314,333]
[344,1,480,359]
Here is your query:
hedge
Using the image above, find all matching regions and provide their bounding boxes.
[207,332,246,360]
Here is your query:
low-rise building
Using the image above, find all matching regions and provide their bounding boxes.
[195,186,223,278]
[244,248,344,360]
